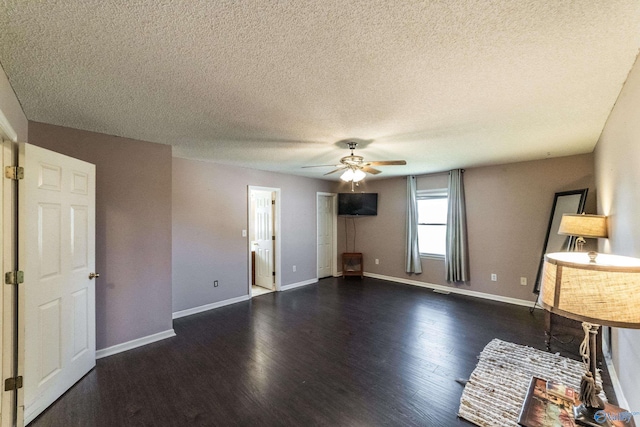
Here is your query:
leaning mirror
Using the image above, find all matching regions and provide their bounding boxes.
[533,189,588,294]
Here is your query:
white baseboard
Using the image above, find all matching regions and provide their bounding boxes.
[172,294,251,319]
[100,275,535,360]
[280,278,318,291]
[96,329,176,359]
[363,272,540,309]
[602,337,631,410]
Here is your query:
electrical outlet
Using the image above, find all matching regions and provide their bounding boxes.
[375,259,379,265]
[214,280,219,287]
[491,274,497,282]
[293,265,296,272]
[520,277,527,286]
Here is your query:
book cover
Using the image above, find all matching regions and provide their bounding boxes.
[546,380,576,403]
[518,377,637,427]
[518,377,576,427]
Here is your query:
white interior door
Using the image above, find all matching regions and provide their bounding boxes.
[20,143,96,424]
[252,190,274,289]
[317,195,333,279]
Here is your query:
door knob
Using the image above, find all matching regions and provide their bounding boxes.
[89,272,100,280]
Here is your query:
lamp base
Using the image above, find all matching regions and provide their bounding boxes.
[574,403,613,427]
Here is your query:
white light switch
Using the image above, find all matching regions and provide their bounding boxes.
[242,229,247,237]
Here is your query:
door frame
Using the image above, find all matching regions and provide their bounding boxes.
[247,186,281,294]
[316,192,338,278]
[1,136,20,427]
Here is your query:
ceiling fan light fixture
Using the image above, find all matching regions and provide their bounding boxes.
[352,169,366,182]
[340,169,355,182]
[305,140,406,180]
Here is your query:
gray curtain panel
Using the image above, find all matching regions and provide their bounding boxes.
[446,169,470,282]
[405,175,422,274]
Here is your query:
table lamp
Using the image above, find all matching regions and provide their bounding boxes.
[540,251,640,427]
[558,214,608,251]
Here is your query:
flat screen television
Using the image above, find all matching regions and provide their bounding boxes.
[338,193,378,216]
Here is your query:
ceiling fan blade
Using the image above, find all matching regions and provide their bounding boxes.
[360,166,382,175]
[367,160,407,166]
[323,167,347,176]
[302,164,341,168]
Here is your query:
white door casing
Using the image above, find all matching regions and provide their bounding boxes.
[317,194,334,279]
[0,140,3,427]
[252,190,274,289]
[1,139,18,427]
[20,143,96,424]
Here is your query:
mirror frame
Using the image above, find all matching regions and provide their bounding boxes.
[533,188,588,294]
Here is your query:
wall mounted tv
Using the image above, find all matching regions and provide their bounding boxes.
[338,193,378,216]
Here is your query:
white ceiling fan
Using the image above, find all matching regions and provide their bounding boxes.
[303,141,406,183]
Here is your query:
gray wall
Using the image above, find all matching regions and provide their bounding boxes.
[172,158,333,313]
[595,54,640,412]
[28,122,173,350]
[336,153,596,302]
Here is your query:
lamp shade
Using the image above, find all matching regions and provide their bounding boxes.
[558,214,608,238]
[341,168,366,183]
[340,169,354,182]
[352,169,366,182]
[540,252,640,328]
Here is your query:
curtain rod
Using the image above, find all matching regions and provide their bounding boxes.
[403,169,465,179]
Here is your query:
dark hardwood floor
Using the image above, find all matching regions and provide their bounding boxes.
[29,277,614,426]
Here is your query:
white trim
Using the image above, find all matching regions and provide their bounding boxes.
[172,295,251,319]
[316,192,338,278]
[279,278,318,291]
[1,139,16,427]
[96,329,176,359]
[601,335,631,410]
[0,109,18,142]
[363,272,540,308]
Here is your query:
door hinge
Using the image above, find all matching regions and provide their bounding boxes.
[4,166,24,180]
[272,236,275,241]
[272,271,276,276]
[4,376,23,391]
[4,271,24,285]
[271,200,275,205]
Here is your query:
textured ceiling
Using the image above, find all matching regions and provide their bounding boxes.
[1,1,640,180]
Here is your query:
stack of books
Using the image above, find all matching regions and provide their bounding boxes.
[518,377,636,427]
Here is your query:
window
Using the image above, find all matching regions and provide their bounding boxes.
[417,189,448,257]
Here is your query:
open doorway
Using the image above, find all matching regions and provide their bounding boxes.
[248,186,281,297]
[316,192,337,279]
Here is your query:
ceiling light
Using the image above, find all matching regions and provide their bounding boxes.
[352,169,366,182]
[340,169,354,182]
